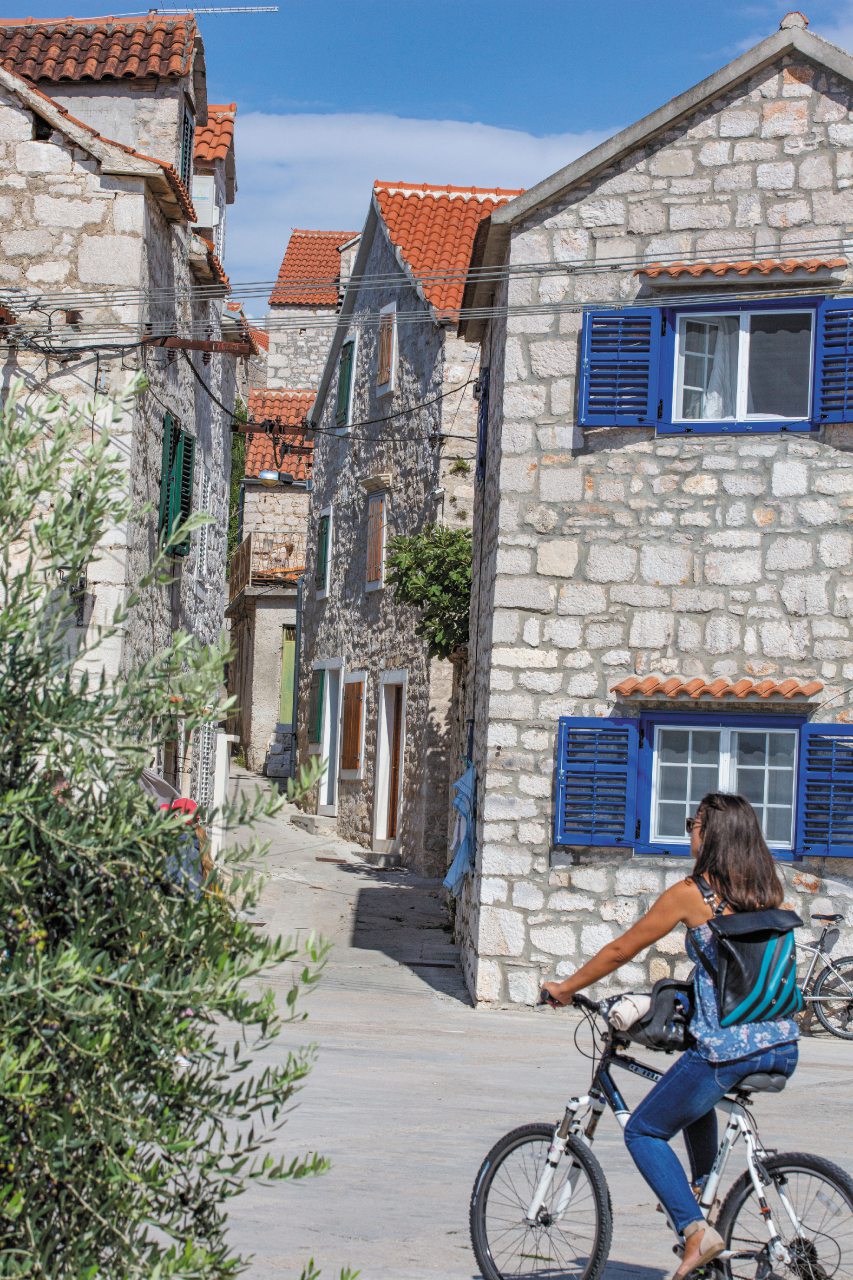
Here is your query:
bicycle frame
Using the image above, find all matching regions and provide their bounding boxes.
[524,1030,798,1270]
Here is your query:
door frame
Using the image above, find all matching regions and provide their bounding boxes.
[313,657,343,816]
[372,669,407,855]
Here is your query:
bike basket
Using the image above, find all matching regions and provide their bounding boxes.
[624,978,695,1053]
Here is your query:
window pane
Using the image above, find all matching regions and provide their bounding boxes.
[736,732,767,766]
[747,313,811,418]
[737,768,766,804]
[659,730,689,764]
[658,802,686,837]
[767,768,795,805]
[768,734,796,767]
[692,731,720,765]
[689,767,719,803]
[678,316,738,420]
[765,805,793,844]
[659,765,688,802]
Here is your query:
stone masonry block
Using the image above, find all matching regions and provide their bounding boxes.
[759,619,809,659]
[493,647,558,669]
[672,588,724,612]
[545,617,583,648]
[766,537,814,571]
[628,611,673,648]
[705,549,762,585]
[761,100,808,137]
[475,958,503,1003]
[812,190,853,224]
[819,532,853,568]
[670,204,731,230]
[33,195,106,227]
[548,890,595,913]
[650,151,694,177]
[529,925,577,957]
[719,109,760,137]
[539,467,584,502]
[78,234,140,284]
[2,228,52,256]
[529,340,574,378]
[537,539,579,578]
[481,846,534,876]
[507,969,541,1005]
[486,694,538,723]
[16,140,72,172]
[494,577,554,612]
[756,161,795,189]
[479,907,527,957]
[581,923,616,955]
[586,543,638,583]
[771,459,809,496]
[569,867,610,893]
[610,584,669,607]
[578,198,625,227]
[640,545,692,585]
[614,866,665,896]
[799,154,833,188]
[558,583,607,615]
[0,105,31,141]
[481,877,508,905]
[779,575,829,617]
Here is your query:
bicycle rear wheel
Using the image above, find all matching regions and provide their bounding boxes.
[715,1151,853,1279]
[813,956,853,1040]
[469,1123,612,1280]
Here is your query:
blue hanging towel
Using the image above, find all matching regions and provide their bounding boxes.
[443,762,476,897]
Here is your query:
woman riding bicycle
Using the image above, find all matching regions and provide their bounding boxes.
[542,792,799,1280]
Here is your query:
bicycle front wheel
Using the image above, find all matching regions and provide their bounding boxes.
[716,1151,853,1279]
[814,956,853,1040]
[469,1123,612,1280]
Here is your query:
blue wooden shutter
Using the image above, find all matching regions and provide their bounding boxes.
[795,723,853,857]
[554,717,640,846]
[813,299,853,424]
[578,307,662,427]
[476,367,490,483]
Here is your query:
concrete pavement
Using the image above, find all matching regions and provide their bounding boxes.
[223,772,853,1280]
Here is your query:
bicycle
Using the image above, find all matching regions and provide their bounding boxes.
[469,992,853,1280]
[798,912,853,1041]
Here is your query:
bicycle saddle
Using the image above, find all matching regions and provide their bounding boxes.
[813,912,844,922]
[734,1072,788,1095]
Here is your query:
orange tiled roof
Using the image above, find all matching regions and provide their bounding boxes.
[225,301,267,354]
[612,676,824,701]
[245,389,315,480]
[198,235,229,288]
[374,180,523,314]
[638,257,846,280]
[0,14,196,83]
[194,101,235,165]
[269,230,356,307]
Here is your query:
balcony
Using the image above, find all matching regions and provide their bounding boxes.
[228,531,306,602]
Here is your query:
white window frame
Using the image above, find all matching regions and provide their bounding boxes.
[376,301,398,395]
[339,669,368,781]
[336,333,358,434]
[195,468,212,582]
[372,668,408,851]
[365,490,387,593]
[650,723,799,849]
[672,309,814,424]
[315,503,332,600]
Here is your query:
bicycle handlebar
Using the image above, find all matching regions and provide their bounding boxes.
[537,989,601,1013]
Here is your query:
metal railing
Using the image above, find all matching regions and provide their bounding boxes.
[228,531,306,601]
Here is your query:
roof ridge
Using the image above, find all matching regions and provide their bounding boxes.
[0,14,195,26]
[374,179,524,199]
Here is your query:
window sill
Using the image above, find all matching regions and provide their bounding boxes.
[376,381,394,398]
[365,580,384,593]
[315,587,328,600]
[339,768,364,782]
[657,419,817,437]
[635,842,801,862]
[308,743,321,755]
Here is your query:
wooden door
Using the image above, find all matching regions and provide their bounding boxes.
[386,685,403,839]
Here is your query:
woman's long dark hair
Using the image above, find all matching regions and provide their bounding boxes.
[693,793,784,912]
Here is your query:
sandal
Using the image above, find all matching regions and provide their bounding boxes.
[672,1220,725,1278]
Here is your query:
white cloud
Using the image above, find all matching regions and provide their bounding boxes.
[816,5,853,53]
[226,111,611,298]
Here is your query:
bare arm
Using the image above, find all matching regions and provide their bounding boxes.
[542,880,698,1006]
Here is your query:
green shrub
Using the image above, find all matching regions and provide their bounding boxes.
[386,525,472,659]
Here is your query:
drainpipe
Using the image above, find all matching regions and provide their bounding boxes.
[290,573,303,780]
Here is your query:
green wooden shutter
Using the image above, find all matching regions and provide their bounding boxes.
[158,413,177,538]
[336,340,355,427]
[315,513,330,589]
[167,431,195,558]
[308,668,326,744]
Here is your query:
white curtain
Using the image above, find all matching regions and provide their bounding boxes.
[703,318,738,419]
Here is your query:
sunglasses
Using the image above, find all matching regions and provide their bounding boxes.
[685,817,702,834]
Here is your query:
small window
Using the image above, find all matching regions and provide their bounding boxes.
[158,413,195,557]
[308,668,326,747]
[179,105,195,190]
[340,675,366,775]
[675,310,813,424]
[652,724,798,848]
[336,338,356,428]
[315,508,331,596]
[365,492,386,590]
[376,303,397,392]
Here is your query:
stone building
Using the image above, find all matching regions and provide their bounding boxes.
[0,14,240,805]
[296,180,521,872]
[457,14,853,1004]
[226,388,313,776]
[266,228,357,386]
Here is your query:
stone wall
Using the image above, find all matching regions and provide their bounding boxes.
[242,484,310,540]
[46,78,188,169]
[266,305,337,389]
[0,87,234,803]
[464,54,853,1004]
[296,221,477,873]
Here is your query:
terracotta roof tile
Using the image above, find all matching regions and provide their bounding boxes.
[638,257,846,280]
[611,675,824,701]
[0,14,196,83]
[194,101,235,166]
[245,389,315,479]
[198,235,229,288]
[269,229,356,307]
[374,180,523,314]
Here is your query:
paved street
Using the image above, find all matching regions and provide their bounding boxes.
[225,773,853,1280]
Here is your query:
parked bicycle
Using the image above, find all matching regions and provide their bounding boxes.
[469,993,853,1280]
[798,912,853,1040]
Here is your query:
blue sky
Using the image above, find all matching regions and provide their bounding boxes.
[13,1,853,289]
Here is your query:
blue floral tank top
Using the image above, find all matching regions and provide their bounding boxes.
[687,924,799,1063]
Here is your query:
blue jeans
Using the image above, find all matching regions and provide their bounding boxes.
[623,1043,798,1234]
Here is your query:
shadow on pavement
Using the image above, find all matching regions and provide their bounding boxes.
[348,869,470,1004]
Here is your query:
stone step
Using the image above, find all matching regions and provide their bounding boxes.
[290,812,338,837]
